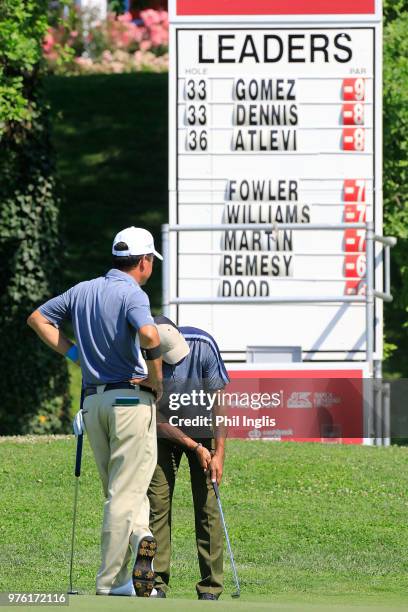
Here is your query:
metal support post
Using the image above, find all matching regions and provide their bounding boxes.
[365,222,375,370]
[168,223,366,232]
[170,296,365,305]
[374,360,383,447]
[161,224,170,317]
[385,246,391,296]
[383,383,391,447]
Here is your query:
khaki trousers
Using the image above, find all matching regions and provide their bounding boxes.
[82,386,157,594]
[148,438,223,597]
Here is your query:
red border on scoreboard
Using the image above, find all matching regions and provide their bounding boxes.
[177,0,376,16]
[229,369,364,379]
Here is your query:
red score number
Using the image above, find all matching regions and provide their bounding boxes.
[344,254,366,278]
[343,127,365,151]
[342,103,365,126]
[344,229,366,253]
[344,179,366,202]
[343,78,365,102]
[345,280,366,296]
[344,204,366,223]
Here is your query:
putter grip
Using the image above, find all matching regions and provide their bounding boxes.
[75,434,83,477]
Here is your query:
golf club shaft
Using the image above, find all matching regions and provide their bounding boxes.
[212,481,241,596]
[69,432,83,593]
[69,476,80,593]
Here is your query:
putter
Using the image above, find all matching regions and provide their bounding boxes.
[212,480,241,598]
[68,430,83,595]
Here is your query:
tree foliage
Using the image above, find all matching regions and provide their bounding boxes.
[383,0,408,22]
[383,9,408,373]
[0,0,70,433]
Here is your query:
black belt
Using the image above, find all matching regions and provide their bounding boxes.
[84,382,155,398]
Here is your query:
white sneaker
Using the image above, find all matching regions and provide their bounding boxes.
[109,579,136,597]
[150,588,166,598]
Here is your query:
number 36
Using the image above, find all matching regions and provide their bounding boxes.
[186,129,208,151]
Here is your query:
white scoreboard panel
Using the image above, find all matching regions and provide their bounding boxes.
[169,1,383,362]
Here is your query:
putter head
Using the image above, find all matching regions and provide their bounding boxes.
[67,590,79,595]
[231,591,240,598]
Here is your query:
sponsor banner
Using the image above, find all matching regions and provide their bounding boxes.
[224,372,365,442]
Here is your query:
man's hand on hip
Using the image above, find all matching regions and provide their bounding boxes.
[139,324,163,401]
[143,378,163,402]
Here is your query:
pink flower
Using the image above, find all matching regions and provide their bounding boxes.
[131,26,144,44]
[121,33,129,45]
[75,56,93,67]
[43,31,55,54]
[150,24,167,47]
[70,30,78,38]
[140,39,152,51]
[102,49,113,62]
[140,9,161,27]
[158,10,169,27]
[118,11,133,23]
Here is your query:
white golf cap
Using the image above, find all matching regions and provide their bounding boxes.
[112,227,163,260]
[154,315,190,365]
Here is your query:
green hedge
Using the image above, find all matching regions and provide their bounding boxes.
[0,0,70,434]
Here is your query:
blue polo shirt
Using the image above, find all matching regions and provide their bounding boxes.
[39,269,154,387]
[159,326,230,436]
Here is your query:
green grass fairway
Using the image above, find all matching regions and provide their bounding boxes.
[6,596,408,612]
[1,438,408,608]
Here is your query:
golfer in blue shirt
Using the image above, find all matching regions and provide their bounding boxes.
[28,227,163,598]
[148,316,229,600]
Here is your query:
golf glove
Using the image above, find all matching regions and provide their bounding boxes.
[73,409,85,436]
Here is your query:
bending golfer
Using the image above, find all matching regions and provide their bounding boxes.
[148,316,229,600]
[27,227,163,598]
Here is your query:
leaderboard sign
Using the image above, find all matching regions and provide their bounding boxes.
[168,0,382,361]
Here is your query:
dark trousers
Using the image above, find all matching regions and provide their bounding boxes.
[148,438,223,596]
